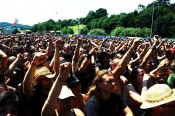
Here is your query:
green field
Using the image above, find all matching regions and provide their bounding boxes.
[68,24,86,34]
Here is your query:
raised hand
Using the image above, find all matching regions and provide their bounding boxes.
[59,62,72,81]
[55,38,62,47]
[33,52,48,66]
[77,37,82,45]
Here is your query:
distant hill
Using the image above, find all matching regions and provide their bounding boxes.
[0,22,32,34]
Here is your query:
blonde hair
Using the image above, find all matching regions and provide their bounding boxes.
[85,70,111,100]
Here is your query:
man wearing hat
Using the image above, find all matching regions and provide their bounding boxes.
[42,62,84,116]
[141,84,175,116]
[23,39,61,116]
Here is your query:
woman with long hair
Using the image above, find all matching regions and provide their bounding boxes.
[123,66,150,116]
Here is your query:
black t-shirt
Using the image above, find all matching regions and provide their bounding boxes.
[30,88,48,116]
[85,93,127,116]
[76,65,96,94]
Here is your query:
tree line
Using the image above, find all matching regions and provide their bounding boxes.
[31,0,175,38]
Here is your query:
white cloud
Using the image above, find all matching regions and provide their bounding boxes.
[0,0,175,26]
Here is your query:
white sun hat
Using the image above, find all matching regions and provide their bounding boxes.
[58,85,75,99]
[141,84,175,109]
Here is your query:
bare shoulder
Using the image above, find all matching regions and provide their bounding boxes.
[73,108,84,116]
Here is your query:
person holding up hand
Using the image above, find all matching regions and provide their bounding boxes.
[23,38,62,116]
[41,62,84,116]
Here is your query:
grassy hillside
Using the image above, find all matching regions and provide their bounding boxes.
[68,24,86,34]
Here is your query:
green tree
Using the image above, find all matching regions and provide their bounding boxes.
[95,8,108,18]
[80,27,89,34]
[88,28,107,36]
[153,13,175,37]
[137,4,146,12]
[45,19,55,31]
[84,11,96,24]
[111,27,125,36]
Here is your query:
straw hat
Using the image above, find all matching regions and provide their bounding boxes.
[33,66,55,83]
[141,84,175,109]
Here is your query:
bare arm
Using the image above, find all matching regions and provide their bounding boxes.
[140,35,159,69]
[23,52,48,99]
[72,38,82,76]
[46,37,53,57]
[112,38,140,78]
[124,74,149,105]
[4,54,21,78]
[53,38,62,78]
[41,62,72,116]
[0,49,8,72]
[123,106,133,116]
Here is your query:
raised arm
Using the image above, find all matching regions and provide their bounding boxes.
[41,62,72,116]
[46,37,53,57]
[23,52,48,99]
[0,49,8,73]
[140,35,159,69]
[72,38,82,76]
[4,53,22,78]
[53,38,62,78]
[112,38,140,78]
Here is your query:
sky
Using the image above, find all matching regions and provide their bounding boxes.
[1,0,175,26]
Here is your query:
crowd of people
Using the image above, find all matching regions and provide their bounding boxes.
[0,33,175,116]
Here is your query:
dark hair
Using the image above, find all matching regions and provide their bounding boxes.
[126,66,144,94]
[0,91,19,108]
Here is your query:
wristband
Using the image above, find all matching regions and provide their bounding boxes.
[32,62,38,66]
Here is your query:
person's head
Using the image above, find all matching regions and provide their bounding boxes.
[86,70,116,99]
[56,85,75,114]
[23,52,33,63]
[114,50,126,59]
[110,58,120,71]
[33,66,55,93]
[98,51,110,63]
[169,59,175,73]
[63,44,70,54]
[67,75,81,96]
[79,47,86,56]
[9,46,19,56]
[141,84,175,116]
[127,66,146,93]
[145,59,156,72]
[166,48,175,60]
[0,91,19,116]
